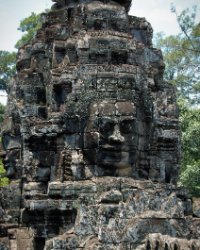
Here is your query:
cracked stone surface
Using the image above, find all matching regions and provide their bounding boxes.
[0,0,199,249]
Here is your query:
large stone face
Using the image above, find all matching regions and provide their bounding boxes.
[0,0,199,249]
[2,0,180,184]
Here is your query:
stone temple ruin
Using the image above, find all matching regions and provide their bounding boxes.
[0,0,200,249]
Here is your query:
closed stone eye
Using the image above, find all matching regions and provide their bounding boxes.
[99,122,115,134]
[120,120,134,133]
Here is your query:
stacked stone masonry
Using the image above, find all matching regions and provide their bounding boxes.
[0,0,199,249]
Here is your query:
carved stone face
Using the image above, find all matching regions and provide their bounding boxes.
[2,134,21,179]
[84,100,137,176]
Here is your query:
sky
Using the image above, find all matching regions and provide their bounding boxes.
[0,0,199,105]
[130,0,200,35]
[0,0,199,52]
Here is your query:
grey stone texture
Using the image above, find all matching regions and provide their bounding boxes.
[0,0,199,249]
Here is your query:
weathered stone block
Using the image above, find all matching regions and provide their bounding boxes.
[193,198,200,217]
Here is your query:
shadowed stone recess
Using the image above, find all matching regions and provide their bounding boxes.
[0,0,200,249]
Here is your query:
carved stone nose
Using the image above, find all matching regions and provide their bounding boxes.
[109,125,125,143]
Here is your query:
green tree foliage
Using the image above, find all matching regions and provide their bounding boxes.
[0,51,16,91]
[15,12,42,49]
[154,6,200,105]
[180,163,200,196]
[0,12,42,91]
[178,100,200,196]
[154,6,200,196]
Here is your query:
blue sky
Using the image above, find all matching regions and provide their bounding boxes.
[0,0,199,104]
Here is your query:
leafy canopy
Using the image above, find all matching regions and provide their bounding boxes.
[0,51,16,91]
[154,6,200,196]
[0,12,42,91]
[178,100,200,196]
[154,5,200,105]
[15,12,42,49]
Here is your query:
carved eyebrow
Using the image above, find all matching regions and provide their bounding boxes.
[98,117,116,123]
[119,117,135,121]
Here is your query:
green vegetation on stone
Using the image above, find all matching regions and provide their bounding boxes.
[0,158,9,187]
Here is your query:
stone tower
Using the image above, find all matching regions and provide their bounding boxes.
[0,0,199,249]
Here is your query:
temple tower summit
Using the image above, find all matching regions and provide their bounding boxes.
[52,0,132,12]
